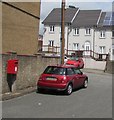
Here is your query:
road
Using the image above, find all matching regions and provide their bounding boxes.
[2,73,112,118]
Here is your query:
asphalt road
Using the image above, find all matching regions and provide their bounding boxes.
[2,72,112,118]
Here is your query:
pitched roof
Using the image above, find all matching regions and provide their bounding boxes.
[98,12,106,26]
[71,10,101,27]
[42,8,79,25]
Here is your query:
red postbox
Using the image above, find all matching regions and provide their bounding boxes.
[7,59,18,74]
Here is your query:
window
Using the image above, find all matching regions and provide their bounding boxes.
[73,28,79,35]
[49,26,54,32]
[49,40,54,47]
[112,45,114,55]
[73,43,79,50]
[67,68,75,75]
[85,28,91,35]
[44,66,66,75]
[73,68,82,74]
[99,46,105,54]
[100,31,106,38]
[112,31,114,38]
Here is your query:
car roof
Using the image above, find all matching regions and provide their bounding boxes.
[47,64,78,68]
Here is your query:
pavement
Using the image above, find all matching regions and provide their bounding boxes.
[1,68,112,101]
[82,68,112,75]
[1,87,36,101]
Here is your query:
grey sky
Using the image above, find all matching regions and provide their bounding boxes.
[39,0,113,35]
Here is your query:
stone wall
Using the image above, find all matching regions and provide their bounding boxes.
[2,53,59,93]
[105,60,114,74]
[83,58,106,70]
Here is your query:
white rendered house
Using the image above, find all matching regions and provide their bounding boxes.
[42,8,113,61]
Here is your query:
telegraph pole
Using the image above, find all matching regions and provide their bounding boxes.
[60,0,65,64]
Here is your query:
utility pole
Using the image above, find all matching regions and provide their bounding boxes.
[60,0,65,64]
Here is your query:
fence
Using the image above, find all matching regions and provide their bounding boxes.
[42,45,108,61]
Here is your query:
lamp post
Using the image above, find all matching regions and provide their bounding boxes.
[60,0,65,64]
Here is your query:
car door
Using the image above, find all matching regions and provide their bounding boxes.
[72,68,84,87]
[66,68,76,87]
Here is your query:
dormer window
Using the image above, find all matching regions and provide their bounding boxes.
[85,28,91,35]
[49,25,54,33]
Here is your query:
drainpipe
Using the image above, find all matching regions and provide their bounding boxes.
[93,25,96,58]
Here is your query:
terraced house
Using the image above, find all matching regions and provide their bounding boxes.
[42,7,114,61]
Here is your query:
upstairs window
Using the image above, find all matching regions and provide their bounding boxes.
[85,28,91,35]
[49,26,54,33]
[73,28,79,35]
[100,30,106,38]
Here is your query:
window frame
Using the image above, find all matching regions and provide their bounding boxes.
[112,31,114,38]
[85,28,91,35]
[73,43,79,50]
[73,28,79,36]
[66,68,75,75]
[49,25,55,33]
[99,46,106,54]
[100,30,106,38]
[48,40,54,47]
[72,68,81,74]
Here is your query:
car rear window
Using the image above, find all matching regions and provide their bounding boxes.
[43,66,66,75]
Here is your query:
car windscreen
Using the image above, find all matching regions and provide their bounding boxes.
[43,66,66,75]
[70,57,79,61]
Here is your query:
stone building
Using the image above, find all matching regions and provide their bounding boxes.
[2,2,41,55]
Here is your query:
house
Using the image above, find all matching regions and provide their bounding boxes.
[2,2,41,55]
[42,7,113,61]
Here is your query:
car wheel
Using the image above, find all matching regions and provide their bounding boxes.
[65,84,73,95]
[83,79,88,88]
[36,87,42,93]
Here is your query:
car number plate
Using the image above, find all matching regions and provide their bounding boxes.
[46,77,57,81]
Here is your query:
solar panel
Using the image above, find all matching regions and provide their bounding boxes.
[103,12,114,26]
[103,20,110,25]
[111,21,114,25]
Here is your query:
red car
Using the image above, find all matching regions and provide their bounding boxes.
[66,57,84,69]
[37,65,88,95]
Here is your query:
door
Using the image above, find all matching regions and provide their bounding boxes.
[73,68,85,87]
[84,41,91,55]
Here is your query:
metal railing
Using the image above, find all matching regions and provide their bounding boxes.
[41,45,108,61]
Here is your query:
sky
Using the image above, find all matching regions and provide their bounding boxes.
[39,0,114,35]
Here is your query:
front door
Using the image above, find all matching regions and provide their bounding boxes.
[84,41,91,56]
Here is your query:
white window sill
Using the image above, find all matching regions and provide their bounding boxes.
[49,32,55,34]
[73,34,79,36]
[85,34,91,36]
[99,37,106,39]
